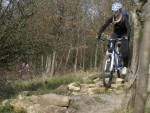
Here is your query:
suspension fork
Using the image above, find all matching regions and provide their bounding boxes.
[110,51,115,72]
[104,51,109,71]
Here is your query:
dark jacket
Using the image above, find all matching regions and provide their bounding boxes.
[98,13,131,39]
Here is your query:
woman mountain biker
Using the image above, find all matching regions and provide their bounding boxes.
[96,1,131,75]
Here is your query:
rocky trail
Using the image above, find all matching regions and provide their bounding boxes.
[67,73,127,113]
[3,73,128,113]
[69,93,124,113]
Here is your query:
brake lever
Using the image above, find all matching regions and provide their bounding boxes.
[100,38,105,41]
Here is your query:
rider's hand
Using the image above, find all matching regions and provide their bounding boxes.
[96,34,101,40]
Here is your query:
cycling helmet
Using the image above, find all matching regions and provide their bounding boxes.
[112,2,122,12]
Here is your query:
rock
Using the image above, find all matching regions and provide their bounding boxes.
[108,88,113,93]
[45,105,67,113]
[53,85,68,95]
[17,94,24,100]
[37,94,70,107]
[10,99,28,112]
[116,78,124,84]
[2,100,9,106]
[68,82,81,92]
[111,83,124,89]
[80,84,89,89]
[88,84,96,88]
[88,88,95,95]
[12,100,68,113]
[21,91,30,96]
[27,105,67,113]
[93,78,100,82]
[29,95,39,103]
[115,90,124,95]
[88,87,105,95]
[27,104,41,113]
[71,92,80,96]
[95,82,103,87]
[87,73,99,80]
[67,107,77,113]
[11,93,70,113]
[80,84,89,93]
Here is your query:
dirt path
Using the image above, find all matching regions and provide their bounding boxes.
[9,72,128,113]
[68,93,124,113]
[66,72,128,113]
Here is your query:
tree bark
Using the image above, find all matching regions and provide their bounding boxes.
[74,48,78,72]
[94,42,98,69]
[128,10,142,107]
[51,51,56,76]
[41,55,44,73]
[133,1,150,113]
[46,55,52,74]
[65,48,71,69]
[82,48,85,71]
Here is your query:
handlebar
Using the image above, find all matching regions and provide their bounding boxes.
[98,36,128,42]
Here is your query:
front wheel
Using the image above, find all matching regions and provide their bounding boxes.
[102,55,113,88]
[103,71,113,88]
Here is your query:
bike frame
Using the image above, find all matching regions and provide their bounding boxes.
[104,38,122,73]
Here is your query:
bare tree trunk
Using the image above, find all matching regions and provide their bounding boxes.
[57,52,65,71]
[74,48,78,72]
[130,10,141,75]
[46,55,52,74]
[80,48,82,69]
[83,48,85,71]
[128,9,142,107]
[51,51,56,76]
[94,42,98,69]
[133,1,150,112]
[90,51,93,69]
[65,48,71,69]
[41,55,44,74]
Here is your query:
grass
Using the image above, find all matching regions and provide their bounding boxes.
[85,80,95,84]
[0,73,84,113]
[0,73,83,101]
[146,95,150,113]
[0,102,26,113]
[16,74,82,94]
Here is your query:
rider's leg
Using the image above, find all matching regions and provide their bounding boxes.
[121,38,129,75]
[121,38,129,67]
[123,57,129,67]
[117,70,121,78]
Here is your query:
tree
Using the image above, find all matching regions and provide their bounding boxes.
[0,0,36,68]
[128,0,150,113]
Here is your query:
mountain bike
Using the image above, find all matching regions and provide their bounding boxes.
[101,37,125,88]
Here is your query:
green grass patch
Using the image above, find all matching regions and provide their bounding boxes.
[146,95,150,113]
[85,80,95,84]
[14,74,83,95]
[0,73,83,100]
[0,102,26,113]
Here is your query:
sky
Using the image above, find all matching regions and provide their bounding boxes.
[82,0,99,23]
[2,0,10,9]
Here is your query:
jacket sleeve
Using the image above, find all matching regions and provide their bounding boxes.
[97,16,113,36]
